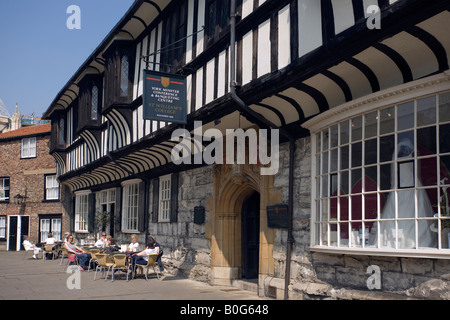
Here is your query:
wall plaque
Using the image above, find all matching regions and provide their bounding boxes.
[194,206,205,225]
[267,204,288,228]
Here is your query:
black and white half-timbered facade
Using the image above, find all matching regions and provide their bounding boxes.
[43,0,450,299]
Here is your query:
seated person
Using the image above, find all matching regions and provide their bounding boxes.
[23,237,41,259]
[43,232,57,259]
[153,238,164,272]
[95,232,107,248]
[63,232,70,243]
[64,234,91,271]
[44,232,56,244]
[130,237,159,275]
[128,234,140,252]
[104,237,119,253]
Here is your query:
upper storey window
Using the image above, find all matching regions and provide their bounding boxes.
[207,0,231,39]
[103,41,135,111]
[160,1,188,73]
[120,55,129,97]
[0,178,9,201]
[21,137,36,158]
[77,74,102,132]
[205,0,241,47]
[91,85,99,120]
[50,110,66,152]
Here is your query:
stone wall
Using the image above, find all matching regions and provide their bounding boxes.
[148,166,214,282]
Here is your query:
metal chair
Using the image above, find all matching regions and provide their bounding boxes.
[54,243,62,259]
[60,245,69,265]
[94,254,113,281]
[88,249,100,272]
[108,254,130,281]
[43,244,56,260]
[134,254,160,280]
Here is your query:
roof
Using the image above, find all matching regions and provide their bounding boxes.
[0,123,51,140]
[0,98,10,118]
[42,0,172,119]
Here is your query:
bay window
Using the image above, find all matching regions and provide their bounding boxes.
[103,41,135,110]
[311,89,450,256]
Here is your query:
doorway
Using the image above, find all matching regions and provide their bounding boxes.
[101,203,115,237]
[241,191,260,279]
[99,189,116,237]
[8,215,29,251]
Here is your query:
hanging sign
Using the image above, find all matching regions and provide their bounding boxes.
[143,69,187,124]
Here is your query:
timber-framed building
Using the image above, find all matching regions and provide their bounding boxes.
[43,0,450,299]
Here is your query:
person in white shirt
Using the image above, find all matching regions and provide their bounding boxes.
[23,237,41,259]
[130,237,159,275]
[95,232,107,248]
[43,232,57,259]
[128,234,140,252]
[44,232,56,244]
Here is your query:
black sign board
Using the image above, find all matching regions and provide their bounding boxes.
[194,206,205,225]
[267,204,288,228]
[143,69,187,124]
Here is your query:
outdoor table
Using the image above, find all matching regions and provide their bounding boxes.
[36,242,45,248]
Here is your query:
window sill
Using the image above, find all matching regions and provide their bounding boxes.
[121,230,140,234]
[310,245,450,260]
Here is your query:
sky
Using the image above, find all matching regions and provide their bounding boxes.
[0,0,135,118]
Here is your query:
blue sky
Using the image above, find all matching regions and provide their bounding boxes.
[0,0,135,118]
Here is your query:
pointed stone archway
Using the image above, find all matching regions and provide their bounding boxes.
[209,163,282,295]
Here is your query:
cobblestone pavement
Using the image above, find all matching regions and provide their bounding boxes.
[0,251,268,301]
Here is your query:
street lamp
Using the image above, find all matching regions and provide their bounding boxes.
[14,193,26,205]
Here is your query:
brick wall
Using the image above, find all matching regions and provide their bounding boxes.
[0,133,70,250]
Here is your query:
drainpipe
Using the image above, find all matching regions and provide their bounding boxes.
[229,0,295,300]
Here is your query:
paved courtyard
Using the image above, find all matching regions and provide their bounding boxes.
[0,251,267,301]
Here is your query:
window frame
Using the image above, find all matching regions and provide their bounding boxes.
[44,174,60,201]
[0,216,6,239]
[121,179,140,232]
[74,192,89,233]
[159,1,188,73]
[305,75,450,259]
[39,216,62,242]
[119,55,129,97]
[158,174,172,222]
[91,85,99,120]
[0,177,10,202]
[21,137,36,159]
[205,0,232,46]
